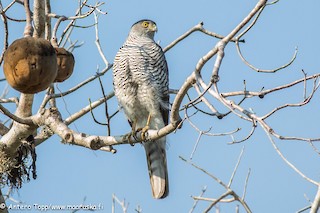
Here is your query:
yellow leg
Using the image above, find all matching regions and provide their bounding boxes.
[127,114,152,143]
[140,113,151,141]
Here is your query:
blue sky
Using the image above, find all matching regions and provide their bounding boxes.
[1,0,320,212]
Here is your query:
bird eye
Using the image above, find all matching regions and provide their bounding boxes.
[142,22,149,28]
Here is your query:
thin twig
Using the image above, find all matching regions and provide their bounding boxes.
[189,186,207,213]
[184,106,241,137]
[97,74,111,136]
[263,129,319,186]
[94,12,109,66]
[228,146,245,187]
[221,73,320,98]
[0,103,34,125]
[242,168,251,200]
[261,77,319,120]
[192,84,221,117]
[301,69,307,99]
[58,0,89,46]
[296,205,311,213]
[164,22,244,53]
[179,156,228,188]
[0,1,9,65]
[203,190,232,213]
[181,156,252,213]
[189,131,204,160]
[237,4,266,39]
[39,65,112,109]
[228,122,256,144]
[236,41,298,73]
[88,98,107,126]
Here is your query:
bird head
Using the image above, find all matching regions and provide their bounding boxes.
[130,19,158,39]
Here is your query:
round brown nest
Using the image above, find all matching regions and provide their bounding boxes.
[54,47,75,82]
[3,37,58,94]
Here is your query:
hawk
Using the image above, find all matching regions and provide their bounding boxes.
[113,20,169,199]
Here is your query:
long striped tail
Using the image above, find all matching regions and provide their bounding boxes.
[144,137,169,199]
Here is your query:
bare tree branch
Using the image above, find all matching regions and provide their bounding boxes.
[0,0,319,211]
[221,73,320,98]
[0,103,33,125]
[180,156,252,212]
[94,12,109,66]
[33,0,46,38]
[236,42,298,73]
[163,22,244,53]
[189,186,207,213]
[310,187,320,213]
[228,146,245,187]
[0,1,8,65]
[1,94,35,155]
[264,130,319,186]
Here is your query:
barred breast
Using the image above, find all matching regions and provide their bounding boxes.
[113,34,169,122]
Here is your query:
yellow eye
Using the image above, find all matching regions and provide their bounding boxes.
[142,22,149,28]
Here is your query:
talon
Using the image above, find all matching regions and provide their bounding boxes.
[125,132,135,146]
[127,119,138,145]
[131,129,140,143]
[141,125,149,141]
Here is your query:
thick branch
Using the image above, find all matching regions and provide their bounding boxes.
[310,186,320,213]
[1,94,36,156]
[33,0,46,38]
[33,106,179,151]
[23,0,33,37]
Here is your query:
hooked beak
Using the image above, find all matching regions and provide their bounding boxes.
[150,23,158,32]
